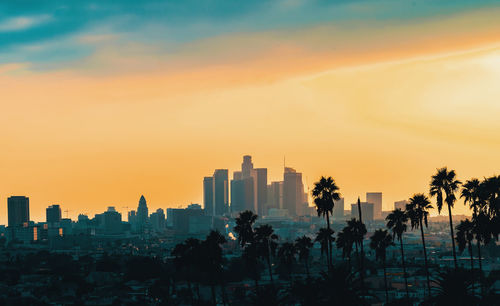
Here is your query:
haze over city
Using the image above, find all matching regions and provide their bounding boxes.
[2,1,499,224]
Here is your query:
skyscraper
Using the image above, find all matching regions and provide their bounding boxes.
[8,196,30,227]
[351,202,374,222]
[241,155,253,178]
[136,195,149,232]
[253,168,268,216]
[230,177,254,213]
[150,208,166,232]
[283,167,305,216]
[333,198,345,220]
[203,176,214,215]
[366,192,382,220]
[46,204,62,223]
[213,169,229,215]
[267,181,283,212]
[394,200,408,211]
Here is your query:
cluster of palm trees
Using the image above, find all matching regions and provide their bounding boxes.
[170,168,498,304]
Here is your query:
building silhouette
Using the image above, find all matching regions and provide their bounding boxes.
[283,167,304,216]
[366,192,383,219]
[333,197,345,220]
[394,200,409,211]
[351,202,374,222]
[213,169,229,215]
[203,176,215,215]
[8,196,30,227]
[136,195,149,232]
[46,204,62,224]
[150,208,166,232]
[267,181,283,212]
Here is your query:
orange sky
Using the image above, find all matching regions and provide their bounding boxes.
[1,5,500,223]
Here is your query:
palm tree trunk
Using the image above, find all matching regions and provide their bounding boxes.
[477,240,483,296]
[399,238,410,301]
[420,219,431,297]
[266,254,274,283]
[383,258,389,305]
[468,240,474,293]
[326,213,332,269]
[447,203,458,270]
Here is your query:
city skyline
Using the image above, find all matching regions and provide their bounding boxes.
[2,1,499,223]
[1,153,484,224]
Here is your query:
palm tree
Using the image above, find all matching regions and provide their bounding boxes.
[315,227,335,268]
[430,167,462,269]
[312,176,341,269]
[455,219,474,271]
[355,197,366,287]
[336,227,354,271]
[386,208,410,300]
[234,210,258,247]
[277,242,297,283]
[461,178,481,216]
[203,230,227,305]
[254,224,278,284]
[295,236,313,278]
[347,218,366,276]
[406,193,433,296]
[369,229,394,305]
[426,268,478,306]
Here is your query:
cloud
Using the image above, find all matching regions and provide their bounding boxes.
[0,14,52,32]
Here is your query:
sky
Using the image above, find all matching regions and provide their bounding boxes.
[1,0,500,223]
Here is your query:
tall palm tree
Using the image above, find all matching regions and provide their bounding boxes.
[312,176,341,269]
[295,236,313,278]
[461,178,481,216]
[203,230,227,305]
[277,242,297,283]
[336,227,354,271]
[255,224,278,284]
[315,227,335,268]
[386,208,410,300]
[406,193,433,297]
[430,167,462,269]
[355,197,366,286]
[455,219,474,270]
[347,218,366,278]
[426,268,478,306]
[234,210,258,247]
[369,229,394,305]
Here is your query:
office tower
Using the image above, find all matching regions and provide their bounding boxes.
[333,198,345,220]
[46,204,62,223]
[253,168,268,216]
[150,208,166,232]
[167,205,205,233]
[267,181,283,213]
[351,202,374,222]
[203,176,214,215]
[366,192,382,220]
[7,196,30,227]
[233,171,242,180]
[213,169,229,215]
[103,206,122,234]
[230,177,254,213]
[241,155,253,178]
[136,195,149,232]
[394,200,408,211]
[283,167,304,216]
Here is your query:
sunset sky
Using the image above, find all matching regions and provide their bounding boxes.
[1,0,500,223]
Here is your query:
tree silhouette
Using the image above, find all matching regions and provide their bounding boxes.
[336,226,354,271]
[346,217,366,285]
[277,242,297,283]
[426,268,478,306]
[202,230,227,305]
[386,208,410,301]
[312,176,341,270]
[406,193,433,297]
[430,167,461,269]
[234,210,258,247]
[315,227,334,269]
[295,235,313,278]
[369,229,394,305]
[254,224,278,284]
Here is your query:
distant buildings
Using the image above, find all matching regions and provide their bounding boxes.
[283,167,307,216]
[203,176,214,215]
[8,196,30,227]
[333,198,345,220]
[394,200,408,211]
[46,204,62,224]
[150,208,166,232]
[351,202,374,222]
[212,169,229,215]
[136,195,149,232]
[366,192,383,220]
